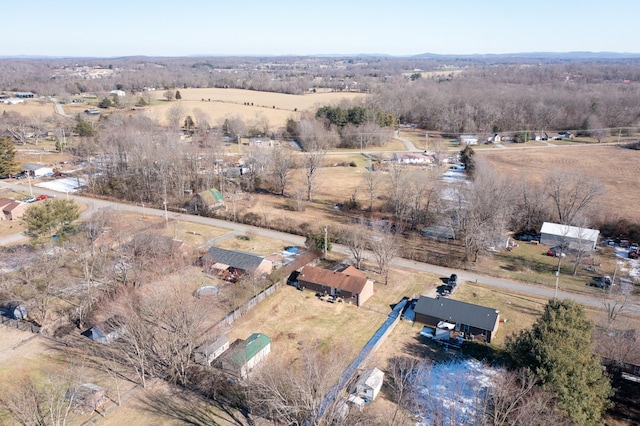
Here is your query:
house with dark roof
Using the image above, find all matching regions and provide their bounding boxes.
[296,265,374,307]
[219,333,271,378]
[200,247,273,278]
[188,188,225,214]
[413,296,500,343]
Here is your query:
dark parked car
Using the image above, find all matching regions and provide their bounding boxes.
[448,274,458,286]
[589,276,612,288]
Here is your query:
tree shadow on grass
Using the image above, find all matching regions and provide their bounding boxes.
[498,253,556,274]
[136,387,249,426]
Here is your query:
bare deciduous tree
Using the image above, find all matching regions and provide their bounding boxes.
[545,170,604,226]
[341,224,368,269]
[269,146,296,196]
[369,225,400,285]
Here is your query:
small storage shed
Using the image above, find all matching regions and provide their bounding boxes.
[195,335,230,366]
[23,163,53,178]
[354,367,384,401]
[220,333,271,379]
[84,316,125,344]
[0,301,28,320]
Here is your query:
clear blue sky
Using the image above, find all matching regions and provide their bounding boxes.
[1,0,639,57]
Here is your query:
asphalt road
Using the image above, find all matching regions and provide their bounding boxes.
[1,180,638,316]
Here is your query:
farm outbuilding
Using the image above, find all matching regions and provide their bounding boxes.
[414,296,500,343]
[23,163,53,178]
[353,367,384,401]
[195,335,230,366]
[188,188,225,214]
[539,222,600,252]
[0,301,28,320]
[458,135,478,145]
[220,333,271,379]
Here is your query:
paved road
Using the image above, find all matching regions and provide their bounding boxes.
[393,134,421,152]
[50,97,70,117]
[1,180,637,316]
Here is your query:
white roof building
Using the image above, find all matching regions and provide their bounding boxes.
[539,222,600,251]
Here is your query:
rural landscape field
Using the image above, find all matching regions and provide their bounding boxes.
[1,51,640,426]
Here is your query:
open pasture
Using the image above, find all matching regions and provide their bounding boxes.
[480,145,640,222]
[142,88,369,129]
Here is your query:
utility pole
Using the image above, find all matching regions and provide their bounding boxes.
[554,256,562,299]
[323,226,328,259]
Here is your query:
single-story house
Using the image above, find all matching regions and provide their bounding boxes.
[15,92,34,98]
[0,199,29,221]
[0,301,28,320]
[200,247,273,278]
[353,367,384,401]
[195,335,230,366]
[188,188,225,214]
[393,153,434,164]
[539,222,600,252]
[23,163,53,178]
[219,333,271,379]
[109,89,126,97]
[413,296,500,343]
[458,135,478,145]
[83,316,126,344]
[296,265,374,307]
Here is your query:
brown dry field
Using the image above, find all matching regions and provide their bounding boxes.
[0,100,57,117]
[480,145,640,223]
[63,88,369,130]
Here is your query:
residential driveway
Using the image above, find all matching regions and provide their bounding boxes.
[393,134,421,152]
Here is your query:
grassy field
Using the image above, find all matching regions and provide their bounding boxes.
[469,242,619,294]
[480,145,640,222]
[63,88,369,131]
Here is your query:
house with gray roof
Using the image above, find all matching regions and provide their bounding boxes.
[200,247,273,278]
[413,296,500,343]
[195,335,230,366]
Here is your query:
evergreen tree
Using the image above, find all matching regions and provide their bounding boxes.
[0,137,18,175]
[506,299,612,426]
[75,120,96,137]
[460,145,475,176]
[23,199,80,241]
[175,90,182,100]
[98,97,113,108]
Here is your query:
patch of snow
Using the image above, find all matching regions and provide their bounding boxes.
[35,177,86,193]
[414,358,500,426]
[613,246,639,282]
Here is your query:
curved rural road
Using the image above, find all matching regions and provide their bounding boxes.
[393,133,421,152]
[1,180,637,316]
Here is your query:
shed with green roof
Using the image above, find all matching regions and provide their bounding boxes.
[220,333,271,378]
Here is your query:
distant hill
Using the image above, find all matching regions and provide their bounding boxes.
[411,51,640,60]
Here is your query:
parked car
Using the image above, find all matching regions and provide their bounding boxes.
[546,247,566,257]
[35,194,48,201]
[14,171,27,179]
[448,274,458,286]
[0,174,12,179]
[23,196,36,203]
[52,172,63,177]
[589,276,612,288]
